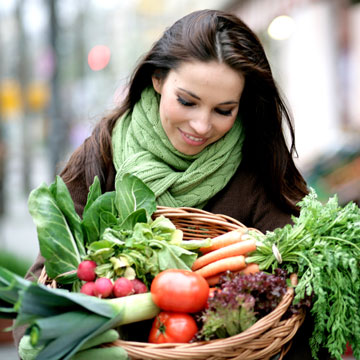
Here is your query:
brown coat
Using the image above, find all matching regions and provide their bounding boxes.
[13,161,331,359]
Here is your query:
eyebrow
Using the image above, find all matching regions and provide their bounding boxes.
[177,87,239,105]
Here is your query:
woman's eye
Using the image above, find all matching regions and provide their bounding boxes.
[177,96,194,107]
[215,108,232,116]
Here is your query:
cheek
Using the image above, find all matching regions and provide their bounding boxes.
[160,99,186,125]
[215,118,237,137]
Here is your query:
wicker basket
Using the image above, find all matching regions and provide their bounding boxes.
[38,206,305,360]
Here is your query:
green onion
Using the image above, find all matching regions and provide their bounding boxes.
[0,266,159,360]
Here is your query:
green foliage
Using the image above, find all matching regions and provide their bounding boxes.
[0,251,31,278]
[247,189,360,360]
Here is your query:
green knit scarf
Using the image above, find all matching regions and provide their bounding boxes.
[112,87,244,208]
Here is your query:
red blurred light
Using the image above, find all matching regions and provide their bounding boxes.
[88,45,111,71]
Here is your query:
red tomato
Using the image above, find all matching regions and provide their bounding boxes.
[150,269,209,313]
[148,311,198,343]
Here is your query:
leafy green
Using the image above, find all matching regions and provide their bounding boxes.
[28,177,85,284]
[81,191,118,244]
[49,177,85,256]
[86,219,197,287]
[115,173,156,223]
[82,176,102,217]
[247,189,360,360]
[119,208,147,230]
[197,297,256,341]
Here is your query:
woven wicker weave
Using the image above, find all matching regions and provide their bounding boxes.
[38,206,305,360]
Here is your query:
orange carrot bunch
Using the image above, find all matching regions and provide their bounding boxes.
[191,229,260,285]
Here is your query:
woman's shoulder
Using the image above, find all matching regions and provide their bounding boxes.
[204,163,294,233]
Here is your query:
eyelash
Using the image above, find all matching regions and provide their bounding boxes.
[177,96,193,107]
[177,96,233,117]
[216,109,232,116]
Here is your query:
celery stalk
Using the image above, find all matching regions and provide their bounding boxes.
[0,266,159,360]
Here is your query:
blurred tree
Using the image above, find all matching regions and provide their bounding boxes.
[48,0,66,176]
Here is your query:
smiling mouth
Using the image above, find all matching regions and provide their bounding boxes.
[178,129,208,146]
[184,133,205,142]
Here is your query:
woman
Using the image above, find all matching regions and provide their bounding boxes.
[16,8,329,360]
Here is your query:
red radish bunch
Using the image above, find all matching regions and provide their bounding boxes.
[77,260,97,282]
[80,281,96,296]
[80,279,114,298]
[113,278,134,297]
[94,278,113,298]
[77,260,147,298]
[131,278,148,294]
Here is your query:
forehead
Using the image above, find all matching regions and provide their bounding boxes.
[165,61,245,101]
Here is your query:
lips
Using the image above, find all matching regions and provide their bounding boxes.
[178,128,208,146]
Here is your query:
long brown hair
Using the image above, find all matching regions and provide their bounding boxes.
[61,9,308,212]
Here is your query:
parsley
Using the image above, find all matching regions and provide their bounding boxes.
[247,189,360,360]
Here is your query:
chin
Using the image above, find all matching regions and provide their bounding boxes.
[179,148,203,156]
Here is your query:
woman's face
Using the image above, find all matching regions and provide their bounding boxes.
[152,61,245,155]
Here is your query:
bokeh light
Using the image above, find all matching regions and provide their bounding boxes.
[267,15,296,40]
[87,45,111,71]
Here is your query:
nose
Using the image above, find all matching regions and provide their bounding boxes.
[189,112,211,136]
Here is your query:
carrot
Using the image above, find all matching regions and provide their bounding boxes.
[238,262,260,275]
[205,263,260,285]
[199,228,247,254]
[195,255,246,279]
[192,239,256,271]
[205,273,224,286]
[204,263,259,286]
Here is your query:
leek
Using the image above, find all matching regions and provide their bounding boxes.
[0,266,160,360]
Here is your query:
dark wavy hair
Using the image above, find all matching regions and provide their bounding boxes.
[61,9,308,212]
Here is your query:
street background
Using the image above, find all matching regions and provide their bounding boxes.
[0,0,359,359]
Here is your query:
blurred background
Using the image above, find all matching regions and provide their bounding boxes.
[0,0,359,357]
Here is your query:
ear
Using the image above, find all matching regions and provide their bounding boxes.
[152,73,163,94]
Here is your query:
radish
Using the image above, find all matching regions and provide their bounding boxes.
[131,278,147,294]
[77,260,97,282]
[80,281,96,296]
[113,277,134,297]
[94,277,113,298]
